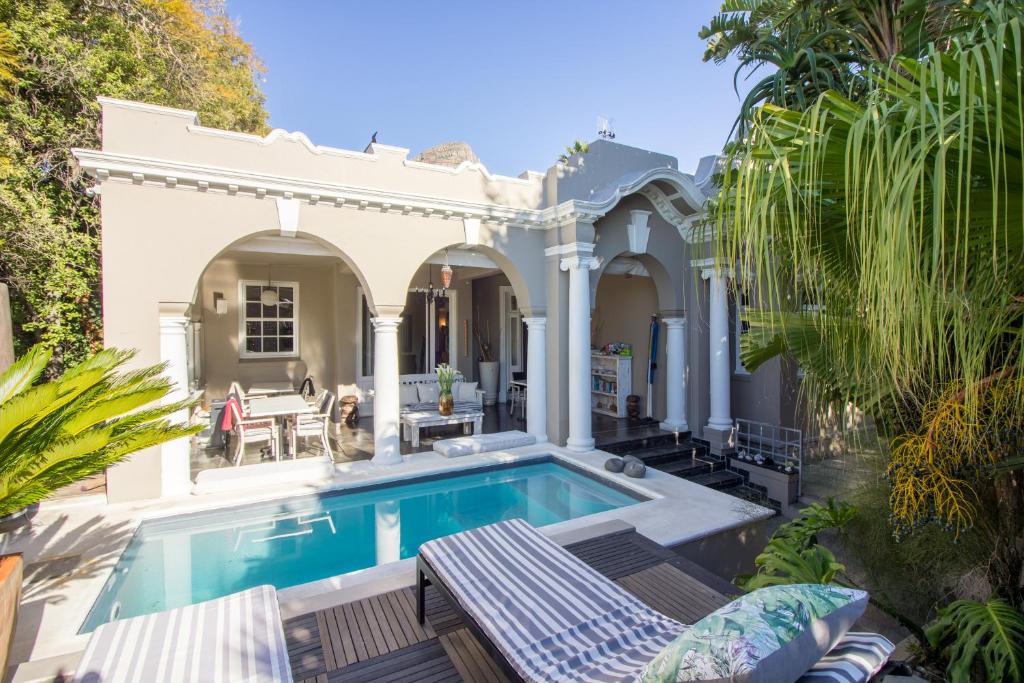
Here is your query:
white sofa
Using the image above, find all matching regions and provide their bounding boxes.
[354,373,484,416]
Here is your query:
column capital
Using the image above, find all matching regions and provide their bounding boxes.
[522,316,547,329]
[691,257,734,281]
[661,317,686,329]
[158,314,190,334]
[370,315,402,332]
[560,255,600,272]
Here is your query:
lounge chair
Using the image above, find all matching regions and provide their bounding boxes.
[416,519,894,682]
[73,585,292,682]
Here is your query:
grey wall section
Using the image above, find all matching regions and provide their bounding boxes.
[593,275,665,418]
[547,140,678,205]
[469,273,510,381]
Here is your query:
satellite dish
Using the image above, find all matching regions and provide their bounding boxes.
[597,115,616,140]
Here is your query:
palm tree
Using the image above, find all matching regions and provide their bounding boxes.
[558,140,589,164]
[714,2,1024,604]
[0,345,201,516]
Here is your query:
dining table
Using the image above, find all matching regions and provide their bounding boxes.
[246,393,315,458]
[246,381,297,396]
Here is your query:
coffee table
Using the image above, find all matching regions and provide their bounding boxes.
[401,406,484,447]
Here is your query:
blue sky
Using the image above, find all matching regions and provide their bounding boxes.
[227,1,742,177]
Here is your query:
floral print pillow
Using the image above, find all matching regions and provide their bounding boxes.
[639,584,867,683]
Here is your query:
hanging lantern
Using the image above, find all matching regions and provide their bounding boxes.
[440,250,453,289]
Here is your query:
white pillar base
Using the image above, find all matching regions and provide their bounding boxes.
[566,437,596,452]
[659,419,689,434]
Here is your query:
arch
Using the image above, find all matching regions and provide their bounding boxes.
[187,229,380,313]
[589,193,688,312]
[397,242,535,318]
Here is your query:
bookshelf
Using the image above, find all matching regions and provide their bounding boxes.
[591,353,631,418]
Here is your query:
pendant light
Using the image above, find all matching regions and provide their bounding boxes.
[440,249,453,289]
[260,263,279,306]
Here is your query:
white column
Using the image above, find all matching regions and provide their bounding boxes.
[158,313,192,497]
[659,317,688,433]
[703,268,733,430]
[560,250,599,451]
[371,315,403,466]
[523,316,548,442]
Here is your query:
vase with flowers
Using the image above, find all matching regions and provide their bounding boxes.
[435,363,456,416]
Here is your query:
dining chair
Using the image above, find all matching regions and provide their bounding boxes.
[293,391,335,458]
[227,399,279,466]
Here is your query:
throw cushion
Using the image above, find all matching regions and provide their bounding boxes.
[640,584,867,683]
[399,384,419,406]
[456,381,479,402]
[417,382,440,403]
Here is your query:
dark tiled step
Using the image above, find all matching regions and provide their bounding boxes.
[658,458,713,478]
[622,443,704,466]
[688,470,745,489]
[602,434,679,454]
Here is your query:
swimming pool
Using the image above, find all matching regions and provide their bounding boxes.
[81,458,644,632]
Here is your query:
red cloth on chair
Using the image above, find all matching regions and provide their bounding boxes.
[222,396,242,431]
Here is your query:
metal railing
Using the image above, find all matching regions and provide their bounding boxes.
[734,418,804,497]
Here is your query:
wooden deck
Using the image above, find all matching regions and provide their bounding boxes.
[283,527,737,682]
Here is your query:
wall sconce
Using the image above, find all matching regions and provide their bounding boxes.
[213,292,228,315]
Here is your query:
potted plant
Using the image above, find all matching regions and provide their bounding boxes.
[435,363,456,416]
[474,322,498,406]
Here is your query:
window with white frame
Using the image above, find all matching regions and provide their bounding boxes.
[239,281,298,358]
[734,289,751,374]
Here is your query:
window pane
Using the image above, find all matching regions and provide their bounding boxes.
[263,321,277,335]
[245,337,261,353]
[245,302,261,318]
[280,337,294,352]
[280,320,294,335]
[245,285,261,301]
[246,321,260,336]
[278,303,294,319]
[262,304,278,317]
[279,287,294,302]
[263,337,278,352]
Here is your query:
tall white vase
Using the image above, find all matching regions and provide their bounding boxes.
[478,361,499,406]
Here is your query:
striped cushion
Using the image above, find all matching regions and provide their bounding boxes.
[74,585,292,683]
[796,632,894,682]
[420,518,685,682]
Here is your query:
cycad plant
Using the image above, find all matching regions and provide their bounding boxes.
[0,344,200,517]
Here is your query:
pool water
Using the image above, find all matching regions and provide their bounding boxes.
[81,459,643,632]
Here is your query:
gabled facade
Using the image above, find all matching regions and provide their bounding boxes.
[73,97,798,502]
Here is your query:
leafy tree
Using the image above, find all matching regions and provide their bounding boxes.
[0,0,268,375]
[0,344,200,516]
[558,139,589,164]
[714,0,1024,609]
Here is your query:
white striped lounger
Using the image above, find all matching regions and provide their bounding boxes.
[73,584,293,683]
[417,518,687,682]
[418,519,897,683]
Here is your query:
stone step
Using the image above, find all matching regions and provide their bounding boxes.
[688,470,745,490]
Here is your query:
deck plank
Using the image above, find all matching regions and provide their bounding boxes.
[284,529,733,681]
